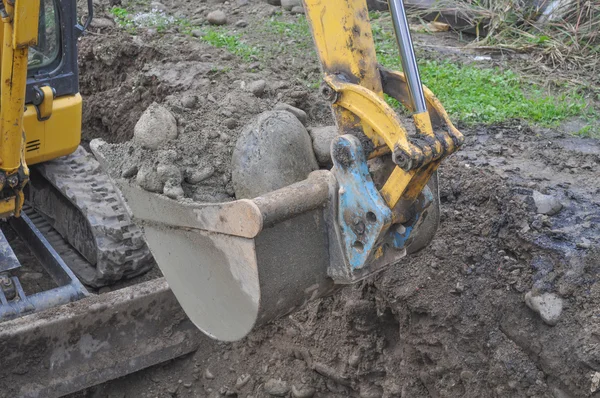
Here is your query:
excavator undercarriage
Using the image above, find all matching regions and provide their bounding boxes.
[0,0,462,396]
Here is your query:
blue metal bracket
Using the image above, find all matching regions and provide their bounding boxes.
[391,184,434,248]
[331,135,393,271]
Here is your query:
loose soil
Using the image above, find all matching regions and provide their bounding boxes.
[71,1,600,397]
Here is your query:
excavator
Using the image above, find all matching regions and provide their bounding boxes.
[0,0,463,396]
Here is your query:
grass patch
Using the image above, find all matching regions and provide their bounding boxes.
[372,18,593,127]
[265,15,312,49]
[199,29,260,61]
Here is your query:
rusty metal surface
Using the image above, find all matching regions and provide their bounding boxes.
[0,278,207,398]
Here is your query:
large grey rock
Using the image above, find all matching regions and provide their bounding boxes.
[525,291,564,326]
[232,111,318,199]
[281,0,301,11]
[533,190,563,216]
[309,126,338,167]
[274,102,307,125]
[134,103,178,150]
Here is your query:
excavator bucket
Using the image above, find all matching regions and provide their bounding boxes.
[91,0,463,342]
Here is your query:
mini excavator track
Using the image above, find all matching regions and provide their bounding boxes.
[27,147,153,287]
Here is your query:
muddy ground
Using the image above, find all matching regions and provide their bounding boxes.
[69,0,600,397]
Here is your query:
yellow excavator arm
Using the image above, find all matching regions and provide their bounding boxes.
[0,0,39,218]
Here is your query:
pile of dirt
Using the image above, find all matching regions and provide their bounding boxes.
[77,123,600,398]
[81,4,332,202]
[73,1,600,397]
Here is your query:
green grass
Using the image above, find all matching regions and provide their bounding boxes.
[371,17,594,127]
[266,15,312,47]
[199,29,260,61]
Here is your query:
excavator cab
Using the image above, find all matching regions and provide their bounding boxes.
[24,0,82,166]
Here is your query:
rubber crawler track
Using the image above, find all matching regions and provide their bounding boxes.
[29,147,153,287]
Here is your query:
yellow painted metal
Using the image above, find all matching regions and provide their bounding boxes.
[303,0,386,148]
[303,0,462,213]
[0,192,23,216]
[35,86,55,121]
[24,94,82,165]
[324,76,412,155]
[13,0,40,48]
[324,76,417,208]
[0,0,40,218]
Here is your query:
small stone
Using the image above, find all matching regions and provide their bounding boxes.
[291,384,315,398]
[460,370,474,382]
[186,166,215,184]
[207,10,227,25]
[247,80,267,97]
[309,126,337,167]
[281,0,301,10]
[183,382,193,388]
[266,0,281,5]
[235,374,251,389]
[359,383,383,398]
[191,29,203,38]
[121,164,139,179]
[150,1,167,11]
[134,103,178,150]
[157,164,182,185]
[525,291,563,326]
[274,103,307,125]
[591,372,600,393]
[136,165,164,193]
[235,19,248,27]
[247,62,261,71]
[163,180,184,199]
[290,5,304,14]
[90,17,115,29]
[264,378,290,396]
[204,368,215,379]
[225,118,238,129]
[532,191,563,216]
[181,95,198,109]
[576,238,591,249]
[237,0,249,5]
[348,349,362,367]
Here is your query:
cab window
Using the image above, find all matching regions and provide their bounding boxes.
[28,0,60,71]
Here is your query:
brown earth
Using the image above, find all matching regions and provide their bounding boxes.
[70,1,600,397]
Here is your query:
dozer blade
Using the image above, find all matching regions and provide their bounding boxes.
[0,278,207,398]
